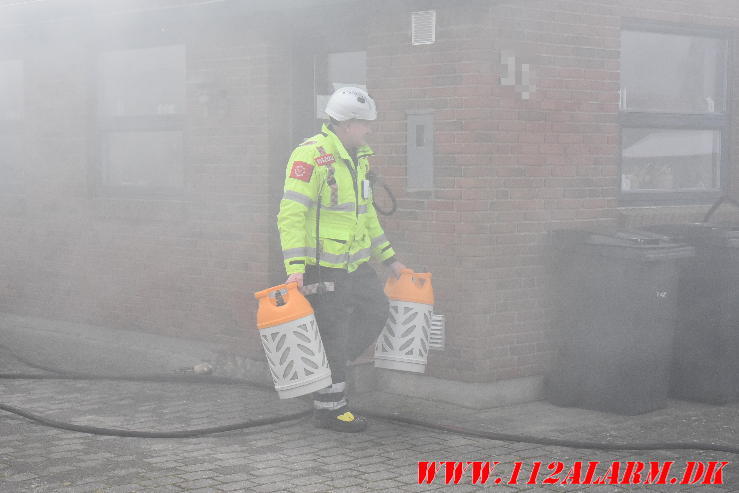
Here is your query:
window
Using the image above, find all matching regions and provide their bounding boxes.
[315,50,367,121]
[0,59,23,191]
[98,44,185,192]
[620,23,729,202]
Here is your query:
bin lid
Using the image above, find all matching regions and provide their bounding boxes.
[552,228,695,261]
[644,223,739,249]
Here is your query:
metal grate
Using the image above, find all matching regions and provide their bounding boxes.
[429,314,445,351]
[411,10,436,46]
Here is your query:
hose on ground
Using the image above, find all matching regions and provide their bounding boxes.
[0,401,311,438]
[0,371,737,453]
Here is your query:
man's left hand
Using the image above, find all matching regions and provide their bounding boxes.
[388,260,407,278]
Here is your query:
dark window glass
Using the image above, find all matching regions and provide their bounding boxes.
[621,129,721,192]
[315,51,367,120]
[98,45,185,192]
[620,27,728,201]
[621,31,726,114]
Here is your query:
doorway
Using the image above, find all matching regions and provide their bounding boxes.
[268,13,369,286]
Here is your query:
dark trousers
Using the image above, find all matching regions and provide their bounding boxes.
[304,263,388,384]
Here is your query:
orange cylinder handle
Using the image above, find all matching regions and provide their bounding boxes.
[254,282,314,329]
[384,269,434,305]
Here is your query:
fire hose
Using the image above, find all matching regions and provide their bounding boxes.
[0,345,737,453]
[1,195,738,449]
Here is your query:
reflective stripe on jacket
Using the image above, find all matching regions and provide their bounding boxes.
[277,124,395,274]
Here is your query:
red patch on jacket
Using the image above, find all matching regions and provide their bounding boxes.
[289,161,314,182]
[315,153,335,166]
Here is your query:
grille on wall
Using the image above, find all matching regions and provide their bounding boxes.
[411,10,436,45]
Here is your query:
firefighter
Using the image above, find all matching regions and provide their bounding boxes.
[277,86,406,432]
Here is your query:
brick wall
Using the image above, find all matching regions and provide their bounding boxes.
[1,0,738,384]
[0,4,292,360]
[368,0,739,382]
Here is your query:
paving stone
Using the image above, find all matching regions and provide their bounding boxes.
[176,478,220,489]
[288,482,338,493]
[251,482,297,493]
[6,472,38,481]
[105,485,144,493]
[294,474,336,486]
[359,469,401,481]
[213,473,253,483]
[218,480,257,491]
[326,475,365,487]
[139,476,186,487]
[0,341,737,493]
[143,487,183,493]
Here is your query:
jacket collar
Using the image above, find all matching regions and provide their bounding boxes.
[322,124,374,160]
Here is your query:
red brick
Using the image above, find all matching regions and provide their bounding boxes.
[6,0,739,386]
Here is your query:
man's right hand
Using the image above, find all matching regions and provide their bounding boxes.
[286,273,304,288]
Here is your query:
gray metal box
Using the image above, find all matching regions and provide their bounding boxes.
[406,110,434,190]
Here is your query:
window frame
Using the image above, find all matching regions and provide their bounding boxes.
[314,50,368,121]
[290,24,368,146]
[618,18,733,206]
[92,14,187,199]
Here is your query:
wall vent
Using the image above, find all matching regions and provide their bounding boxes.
[411,10,436,46]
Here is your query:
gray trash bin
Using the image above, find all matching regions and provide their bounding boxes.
[645,223,739,404]
[547,229,694,415]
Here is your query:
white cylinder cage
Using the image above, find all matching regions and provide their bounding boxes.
[374,300,434,373]
[259,313,332,399]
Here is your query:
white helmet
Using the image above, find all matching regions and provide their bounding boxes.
[324,86,377,121]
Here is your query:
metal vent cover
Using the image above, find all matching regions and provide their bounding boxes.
[411,10,436,45]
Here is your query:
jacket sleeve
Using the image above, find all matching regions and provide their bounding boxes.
[277,147,321,275]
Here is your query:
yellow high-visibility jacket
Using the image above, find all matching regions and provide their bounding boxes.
[277,124,395,275]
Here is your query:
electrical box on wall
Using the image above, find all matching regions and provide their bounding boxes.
[406,110,434,190]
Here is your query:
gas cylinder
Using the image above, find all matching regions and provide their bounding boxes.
[374,269,434,373]
[254,283,332,399]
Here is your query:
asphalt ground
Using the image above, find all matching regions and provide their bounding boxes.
[0,345,737,492]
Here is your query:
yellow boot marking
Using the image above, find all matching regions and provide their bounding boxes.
[336,412,355,422]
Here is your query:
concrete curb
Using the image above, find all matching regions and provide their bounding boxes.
[375,369,543,409]
[0,312,541,409]
[0,312,223,376]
